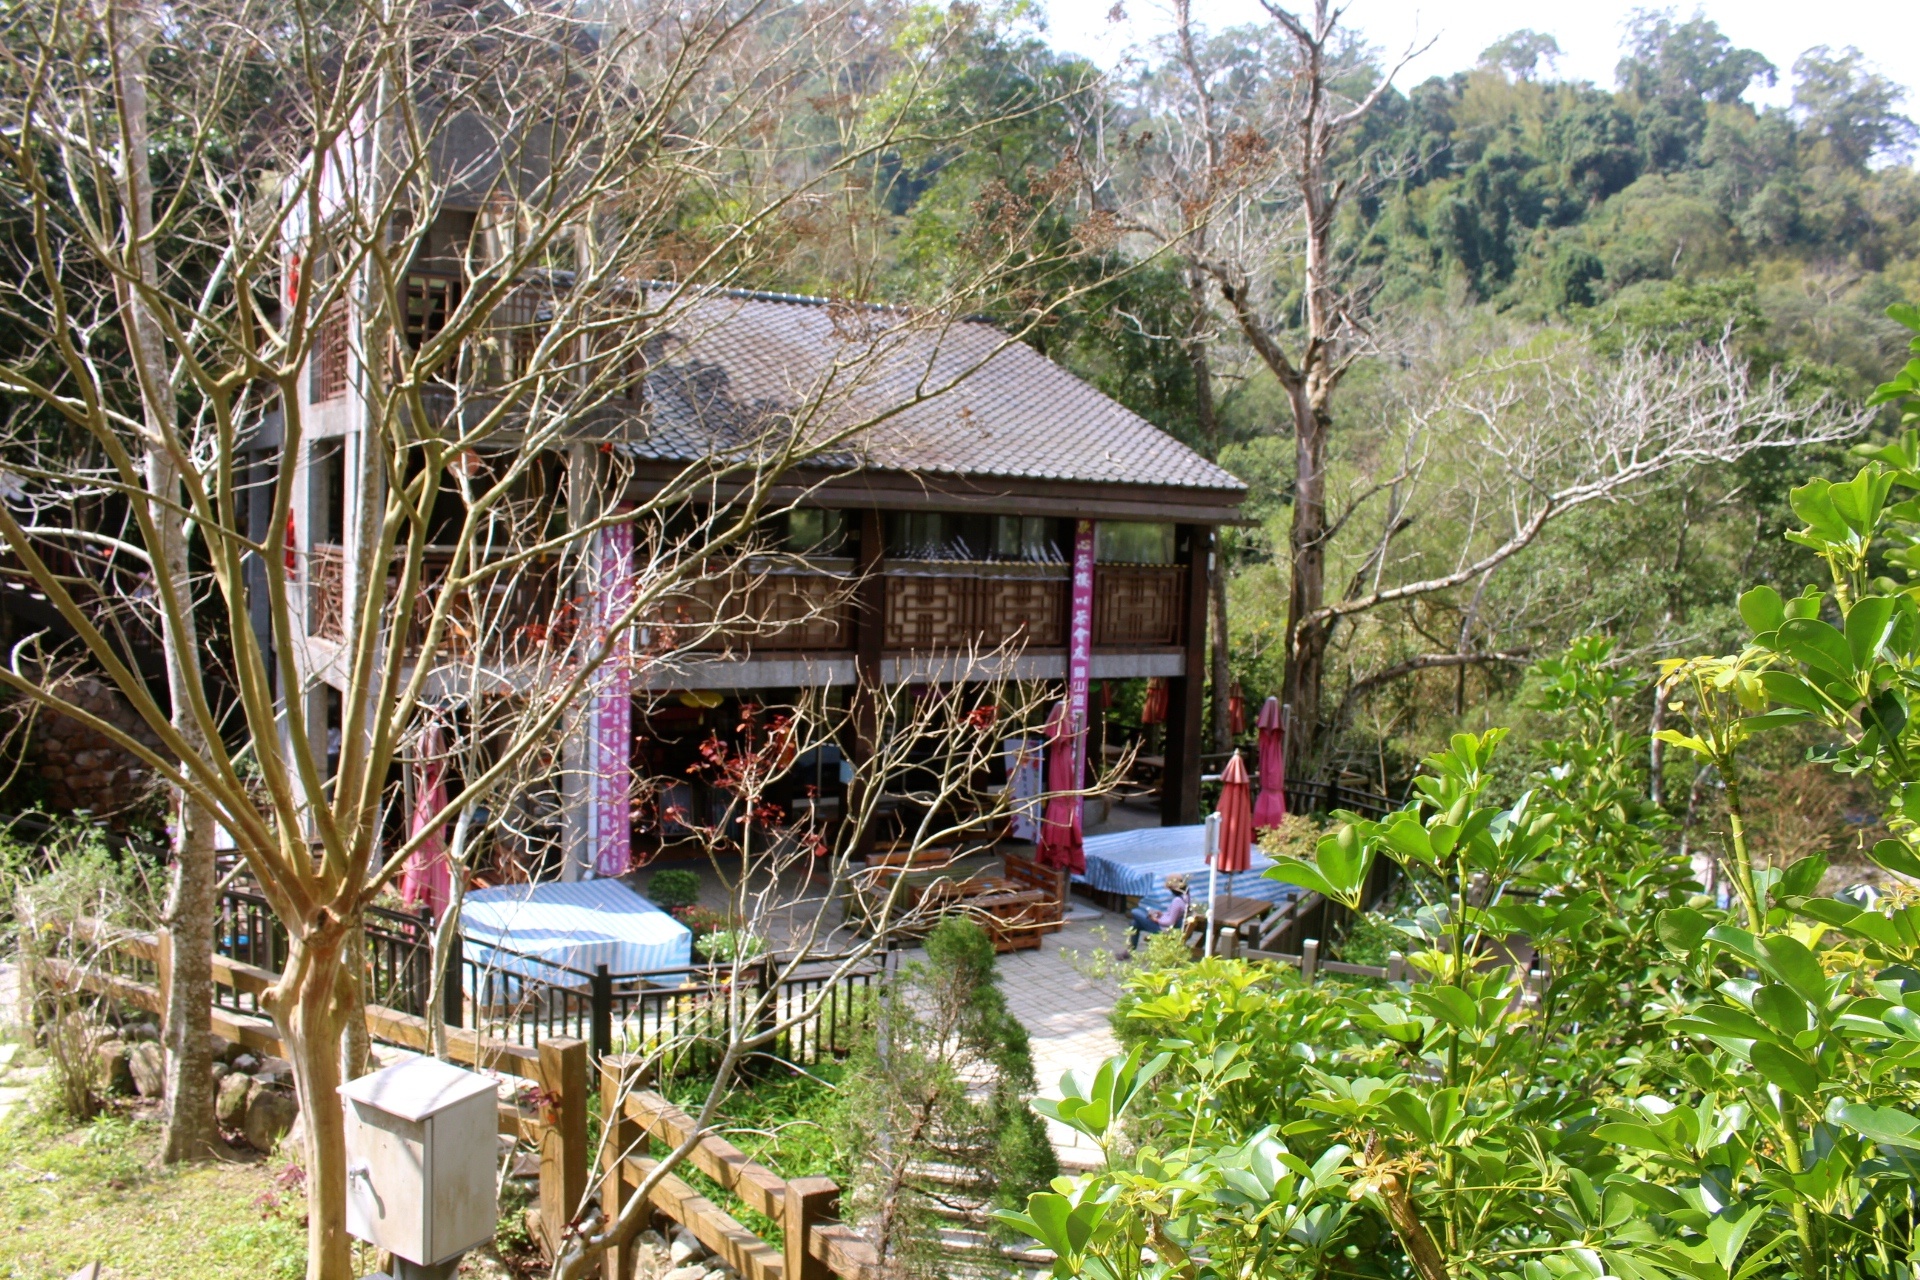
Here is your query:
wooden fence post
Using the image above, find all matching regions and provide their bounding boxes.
[1301,938,1320,984]
[600,1053,645,1280]
[1387,951,1406,984]
[539,1037,591,1258]
[784,1176,839,1280]
[1219,927,1239,960]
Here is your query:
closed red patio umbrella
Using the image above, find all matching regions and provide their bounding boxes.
[1206,752,1254,951]
[1253,696,1288,832]
[1036,700,1085,876]
[1140,677,1168,725]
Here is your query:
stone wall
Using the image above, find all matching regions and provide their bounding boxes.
[16,676,165,817]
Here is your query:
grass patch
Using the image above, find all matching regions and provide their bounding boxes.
[655,1062,850,1248]
[0,1105,310,1279]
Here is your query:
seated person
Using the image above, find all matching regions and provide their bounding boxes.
[1122,874,1192,956]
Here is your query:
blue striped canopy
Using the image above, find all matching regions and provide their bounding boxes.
[1074,824,1301,912]
[461,877,693,983]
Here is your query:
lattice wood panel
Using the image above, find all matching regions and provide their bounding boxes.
[308,544,345,640]
[1094,565,1186,647]
[884,565,1067,652]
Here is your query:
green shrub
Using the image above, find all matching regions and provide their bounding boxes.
[695,929,766,963]
[647,868,702,909]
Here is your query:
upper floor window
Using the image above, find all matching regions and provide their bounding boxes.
[785,508,845,556]
[1096,522,1175,564]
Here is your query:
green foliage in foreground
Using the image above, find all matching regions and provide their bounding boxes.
[998,307,1920,1280]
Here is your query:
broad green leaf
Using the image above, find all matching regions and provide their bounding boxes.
[1848,596,1899,669]
[1756,934,1830,1007]
[1833,1101,1920,1148]
[1775,617,1855,680]
[1658,907,1714,953]
[1749,1042,1820,1097]
[1869,839,1920,880]
[1739,586,1785,635]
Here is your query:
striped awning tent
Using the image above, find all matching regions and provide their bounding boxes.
[461,878,694,983]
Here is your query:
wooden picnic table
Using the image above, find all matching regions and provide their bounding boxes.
[1208,893,1274,933]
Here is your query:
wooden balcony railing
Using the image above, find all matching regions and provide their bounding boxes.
[885,561,1068,650]
[310,301,349,402]
[303,552,1187,657]
[309,543,345,640]
[1094,564,1187,647]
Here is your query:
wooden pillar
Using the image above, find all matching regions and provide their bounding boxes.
[848,508,886,853]
[599,1054,646,1280]
[1161,525,1211,826]
[538,1037,591,1257]
[784,1176,840,1280]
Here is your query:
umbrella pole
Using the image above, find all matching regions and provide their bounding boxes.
[1205,863,1219,958]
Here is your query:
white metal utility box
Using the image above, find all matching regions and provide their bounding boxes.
[341,1056,499,1267]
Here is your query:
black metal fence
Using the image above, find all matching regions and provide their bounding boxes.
[213,886,434,1021]
[213,884,887,1072]
[456,945,890,1068]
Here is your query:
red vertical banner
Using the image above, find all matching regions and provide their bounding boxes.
[1068,519,1096,802]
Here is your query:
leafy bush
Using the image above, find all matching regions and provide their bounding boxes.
[836,917,1057,1274]
[999,309,1920,1280]
[694,929,766,963]
[647,868,702,910]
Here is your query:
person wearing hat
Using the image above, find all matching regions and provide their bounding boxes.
[1123,873,1192,956]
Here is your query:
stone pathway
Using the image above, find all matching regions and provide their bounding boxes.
[998,906,1129,1171]
[0,1035,45,1127]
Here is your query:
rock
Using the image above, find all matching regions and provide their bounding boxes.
[127,1041,165,1097]
[123,1021,159,1044]
[638,1231,668,1249]
[242,1083,298,1153]
[660,1267,711,1280]
[231,1054,259,1073]
[210,1061,230,1085]
[284,1110,306,1153]
[94,1040,133,1095]
[216,1070,253,1126]
[668,1226,709,1266]
[207,1033,233,1064]
[252,1056,293,1087]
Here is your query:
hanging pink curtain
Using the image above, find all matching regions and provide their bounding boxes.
[1036,700,1085,875]
[402,723,452,918]
[1140,677,1168,726]
[1253,696,1288,832]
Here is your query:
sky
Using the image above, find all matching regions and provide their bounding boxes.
[1033,0,1917,110]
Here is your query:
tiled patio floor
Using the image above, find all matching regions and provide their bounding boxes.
[997,905,1129,1171]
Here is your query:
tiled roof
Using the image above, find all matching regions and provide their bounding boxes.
[625,289,1245,496]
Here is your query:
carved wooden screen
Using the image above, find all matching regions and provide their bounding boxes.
[884,564,1068,652]
[309,544,345,640]
[1093,565,1187,647]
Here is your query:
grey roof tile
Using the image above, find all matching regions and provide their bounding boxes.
[623,291,1245,496]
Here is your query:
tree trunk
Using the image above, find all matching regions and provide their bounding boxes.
[112,0,219,1163]
[270,923,355,1280]
[1280,379,1331,775]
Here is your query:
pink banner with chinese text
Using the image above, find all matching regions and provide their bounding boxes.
[589,521,634,877]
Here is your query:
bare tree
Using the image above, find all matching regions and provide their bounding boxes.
[0,0,1102,1273]
[1316,327,1868,732]
[1090,0,1428,768]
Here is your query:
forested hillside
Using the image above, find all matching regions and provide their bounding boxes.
[796,5,1920,792]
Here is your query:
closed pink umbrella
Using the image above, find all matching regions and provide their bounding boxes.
[1204,751,1254,954]
[1036,700,1085,876]
[1253,697,1287,832]
[1215,751,1253,877]
[402,724,453,919]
